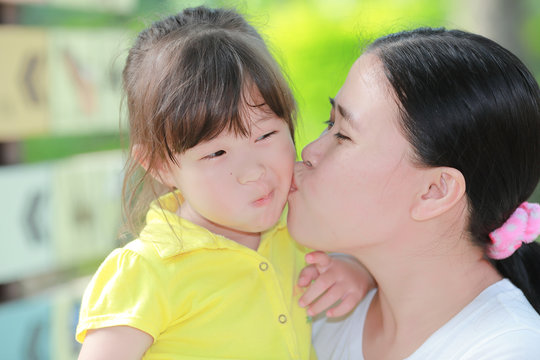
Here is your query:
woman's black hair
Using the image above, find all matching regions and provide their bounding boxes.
[368,27,540,313]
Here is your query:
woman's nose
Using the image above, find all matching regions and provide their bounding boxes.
[301,137,322,167]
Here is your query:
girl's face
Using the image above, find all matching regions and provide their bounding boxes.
[287,54,425,253]
[162,97,296,237]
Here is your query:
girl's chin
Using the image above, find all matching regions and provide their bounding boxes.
[248,213,283,232]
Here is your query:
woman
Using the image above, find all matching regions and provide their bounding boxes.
[288,27,540,359]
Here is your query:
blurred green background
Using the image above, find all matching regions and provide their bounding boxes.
[1,0,539,358]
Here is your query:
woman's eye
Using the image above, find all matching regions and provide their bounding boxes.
[334,133,351,142]
[256,131,277,142]
[324,119,350,142]
[204,150,226,159]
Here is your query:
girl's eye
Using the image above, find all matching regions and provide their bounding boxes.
[256,131,277,142]
[324,119,334,129]
[204,150,226,159]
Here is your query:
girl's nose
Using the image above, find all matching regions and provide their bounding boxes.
[237,160,266,184]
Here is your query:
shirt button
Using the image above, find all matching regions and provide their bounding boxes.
[259,262,269,271]
[278,314,287,324]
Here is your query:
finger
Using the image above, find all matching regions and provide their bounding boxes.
[305,251,332,268]
[305,285,343,317]
[325,294,361,318]
[298,275,333,308]
[297,265,319,287]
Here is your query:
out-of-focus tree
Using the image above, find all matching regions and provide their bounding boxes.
[448,0,539,76]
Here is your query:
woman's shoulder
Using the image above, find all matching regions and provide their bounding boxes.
[410,279,540,359]
[476,279,540,330]
[438,278,540,333]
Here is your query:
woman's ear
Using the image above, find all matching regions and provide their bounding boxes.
[132,144,176,188]
[411,167,466,221]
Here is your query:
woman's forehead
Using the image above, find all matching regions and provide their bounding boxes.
[337,55,391,113]
[352,54,387,90]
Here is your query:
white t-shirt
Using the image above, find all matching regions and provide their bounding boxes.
[312,279,540,360]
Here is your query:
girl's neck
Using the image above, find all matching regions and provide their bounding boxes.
[202,220,262,250]
[176,203,261,251]
[355,233,502,360]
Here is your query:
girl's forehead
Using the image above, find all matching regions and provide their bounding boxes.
[194,112,285,149]
[235,109,279,136]
[238,90,278,119]
[242,81,264,101]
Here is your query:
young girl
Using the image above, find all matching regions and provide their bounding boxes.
[76,6,369,359]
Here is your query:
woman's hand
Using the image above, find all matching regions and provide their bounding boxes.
[298,251,375,318]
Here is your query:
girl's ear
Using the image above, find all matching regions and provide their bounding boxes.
[411,167,466,221]
[132,144,176,188]
[132,144,150,171]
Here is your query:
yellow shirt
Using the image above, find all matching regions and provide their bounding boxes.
[76,192,316,359]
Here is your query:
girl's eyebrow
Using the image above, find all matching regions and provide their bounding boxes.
[329,97,356,129]
[252,109,279,124]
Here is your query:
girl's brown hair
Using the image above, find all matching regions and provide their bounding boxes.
[121,6,296,237]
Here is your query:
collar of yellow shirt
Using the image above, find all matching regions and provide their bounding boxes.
[138,191,287,259]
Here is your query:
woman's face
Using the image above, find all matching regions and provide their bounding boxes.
[287,54,425,253]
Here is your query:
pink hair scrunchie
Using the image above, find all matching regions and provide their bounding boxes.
[487,202,540,260]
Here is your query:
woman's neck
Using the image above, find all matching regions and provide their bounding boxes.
[355,228,502,360]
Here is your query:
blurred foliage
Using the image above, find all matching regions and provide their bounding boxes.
[16,0,540,158]
[257,0,448,153]
[523,0,540,78]
[22,134,121,163]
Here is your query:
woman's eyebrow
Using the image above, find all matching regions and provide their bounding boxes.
[329,97,356,129]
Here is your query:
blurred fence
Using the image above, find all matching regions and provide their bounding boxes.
[1,0,539,359]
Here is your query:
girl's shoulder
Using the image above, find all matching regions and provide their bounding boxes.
[90,241,164,286]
